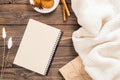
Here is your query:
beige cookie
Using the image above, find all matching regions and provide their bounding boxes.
[34,0,41,4]
[41,0,54,8]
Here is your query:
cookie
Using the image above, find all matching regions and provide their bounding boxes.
[41,0,54,8]
[34,0,41,4]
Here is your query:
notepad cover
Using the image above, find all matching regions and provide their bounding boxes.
[13,19,62,75]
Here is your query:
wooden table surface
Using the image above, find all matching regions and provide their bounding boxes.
[0,0,80,80]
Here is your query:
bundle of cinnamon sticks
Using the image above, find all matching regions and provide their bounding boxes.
[61,0,70,22]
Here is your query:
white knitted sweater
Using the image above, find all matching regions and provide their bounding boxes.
[72,0,120,80]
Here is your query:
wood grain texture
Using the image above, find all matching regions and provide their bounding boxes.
[0,4,77,25]
[0,0,90,80]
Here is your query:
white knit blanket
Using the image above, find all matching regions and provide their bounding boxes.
[72,0,120,80]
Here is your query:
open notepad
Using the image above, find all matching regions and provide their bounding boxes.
[13,19,62,75]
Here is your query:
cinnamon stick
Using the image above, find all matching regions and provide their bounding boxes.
[61,0,70,16]
[63,5,67,21]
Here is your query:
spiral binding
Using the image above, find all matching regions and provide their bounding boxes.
[44,31,62,75]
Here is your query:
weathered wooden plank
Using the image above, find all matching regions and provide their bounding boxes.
[0,25,80,47]
[0,4,77,25]
[1,67,66,80]
[0,0,71,4]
